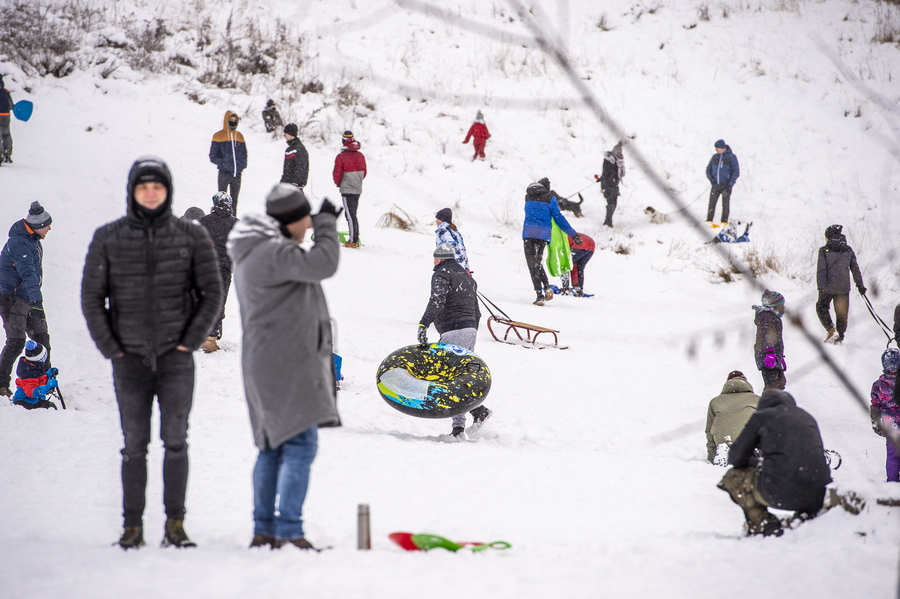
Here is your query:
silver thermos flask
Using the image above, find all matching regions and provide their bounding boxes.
[357,503,371,550]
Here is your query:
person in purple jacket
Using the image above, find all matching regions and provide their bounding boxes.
[871,348,900,483]
[522,178,580,306]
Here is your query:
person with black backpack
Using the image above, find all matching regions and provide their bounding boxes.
[815,224,866,344]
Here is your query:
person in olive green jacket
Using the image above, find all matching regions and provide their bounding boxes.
[705,371,760,464]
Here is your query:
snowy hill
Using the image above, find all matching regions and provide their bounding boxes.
[2,1,900,597]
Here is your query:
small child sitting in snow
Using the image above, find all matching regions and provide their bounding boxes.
[12,340,59,410]
[711,221,752,244]
[871,347,900,482]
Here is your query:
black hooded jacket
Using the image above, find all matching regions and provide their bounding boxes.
[419,258,480,334]
[816,234,864,295]
[281,137,309,187]
[729,390,831,513]
[81,157,223,359]
[199,199,238,271]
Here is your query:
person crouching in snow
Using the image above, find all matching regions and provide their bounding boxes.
[434,208,470,273]
[567,233,594,297]
[705,371,760,465]
[417,243,491,439]
[871,348,900,482]
[12,340,58,410]
[463,110,490,161]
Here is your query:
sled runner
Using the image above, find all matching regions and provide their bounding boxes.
[477,292,568,349]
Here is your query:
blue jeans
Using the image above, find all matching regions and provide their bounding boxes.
[253,426,318,540]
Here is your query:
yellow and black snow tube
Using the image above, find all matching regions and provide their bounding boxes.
[376,343,492,418]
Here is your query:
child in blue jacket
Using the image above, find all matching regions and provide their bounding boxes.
[12,340,58,410]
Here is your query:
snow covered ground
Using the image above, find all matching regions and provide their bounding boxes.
[2,0,900,597]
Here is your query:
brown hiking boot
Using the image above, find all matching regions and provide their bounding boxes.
[249,534,276,548]
[201,336,220,353]
[117,526,145,550]
[544,287,554,301]
[273,537,315,550]
[342,242,359,249]
[161,519,197,548]
[0,387,11,398]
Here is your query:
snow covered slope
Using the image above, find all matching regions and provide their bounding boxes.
[1,1,899,597]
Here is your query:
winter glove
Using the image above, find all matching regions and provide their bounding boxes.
[593,174,600,181]
[46,378,58,389]
[417,324,428,347]
[317,198,343,219]
[573,235,583,246]
[858,286,867,295]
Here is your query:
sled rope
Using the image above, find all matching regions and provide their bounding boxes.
[564,179,600,199]
[477,292,511,321]
[861,293,894,344]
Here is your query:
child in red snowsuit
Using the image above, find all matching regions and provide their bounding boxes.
[566,234,595,297]
[463,111,490,161]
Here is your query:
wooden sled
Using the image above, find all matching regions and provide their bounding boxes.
[485,315,568,349]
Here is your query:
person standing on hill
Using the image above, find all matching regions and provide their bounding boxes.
[262,99,284,134]
[463,110,491,161]
[598,142,625,227]
[0,74,14,164]
[815,224,866,344]
[199,192,239,353]
[209,110,248,214]
[81,157,223,550]
[280,123,309,188]
[522,179,580,306]
[0,201,53,397]
[705,371,760,465]
[753,289,786,391]
[332,130,367,248]
[434,208,470,273]
[705,139,739,224]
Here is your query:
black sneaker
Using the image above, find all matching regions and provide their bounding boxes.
[451,426,465,438]
[533,293,544,306]
[161,519,197,548]
[761,518,784,537]
[117,526,145,550]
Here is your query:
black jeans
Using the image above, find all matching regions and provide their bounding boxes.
[603,190,618,226]
[209,267,232,339]
[815,292,849,335]
[707,184,732,222]
[0,294,50,388]
[217,171,242,214]
[523,238,549,292]
[341,194,360,243]
[112,349,195,527]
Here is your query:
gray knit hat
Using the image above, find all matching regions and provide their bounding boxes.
[434,242,455,260]
[25,201,52,229]
[761,289,785,308]
[266,184,311,225]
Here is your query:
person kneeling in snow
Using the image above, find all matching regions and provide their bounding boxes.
[718,389,831,537]
[12,340,58,410]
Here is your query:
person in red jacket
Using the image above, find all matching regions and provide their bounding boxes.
[463,110,490,161]
[332,131,367,248]
[567,233,595,297]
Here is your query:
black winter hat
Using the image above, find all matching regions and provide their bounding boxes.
[284,123,299,137]
[266,184,311,225]
[825,224,842,239]
[715,139,726,149]
[127,156,173,206]
[266,99,276,107]
[25,201,52,229]
[435,208,453,223]
[538,177,551,190]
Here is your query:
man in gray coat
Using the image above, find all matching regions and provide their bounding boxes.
[227,184,342,550]
[815,224,866,344]
[705,371,760,464]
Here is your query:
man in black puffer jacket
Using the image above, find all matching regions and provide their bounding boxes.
[718,389,831,537]
[417,243,490,439]
[81,156,223,550]
[815,224,866,344]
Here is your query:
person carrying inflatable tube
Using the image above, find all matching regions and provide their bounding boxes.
[417,242,492,440]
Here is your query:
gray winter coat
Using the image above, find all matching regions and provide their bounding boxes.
[227,212,341,450]
[705,377,760,462]
[816,235,864,295]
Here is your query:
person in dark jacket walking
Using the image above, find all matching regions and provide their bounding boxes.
[522,179,580,305]
[262,99,284,134]
[227,184,342,550]
[815,224,866,344]
[280,123,309,188]
[718,389,831,537]
[209,110,248,213]
[81,156,223,550]
[705,139,740,224]
[599,142,625,227]
[0,201,53,397]
[0,74,14,164]
[332,130,367,248]
[417,243,491,439]
[753,289,786,391]
[199,191,239,353]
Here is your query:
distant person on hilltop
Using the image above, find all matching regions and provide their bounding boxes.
[522,179,580,306]
[815,224,866,344]
[199,192,239,353]
[752,289,786,391]
[463,110,490,161]
[262,99,284,134]
[598,142,625,227]
[281,123,309,188]
[209,110,248,214]
[434,208,470,273]
[705,371,760,465]
[0,201,53,398]
[0,74,15,164]
[332,130,367,248]
[705,139,739,224]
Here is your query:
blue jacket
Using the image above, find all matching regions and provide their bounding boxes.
[0,220,44,302]
[209,111,248,176]
[522,183,577,242]
[706,146,740,187]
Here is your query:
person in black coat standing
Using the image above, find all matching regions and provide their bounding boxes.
[815,224,866,344]
[753,289,786,391]
[718,389,831,537]
[81,157,223,550]
[599,142,625,227]
[199,191,239,353]
[417,243,491,439]
[280,123,309,188]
